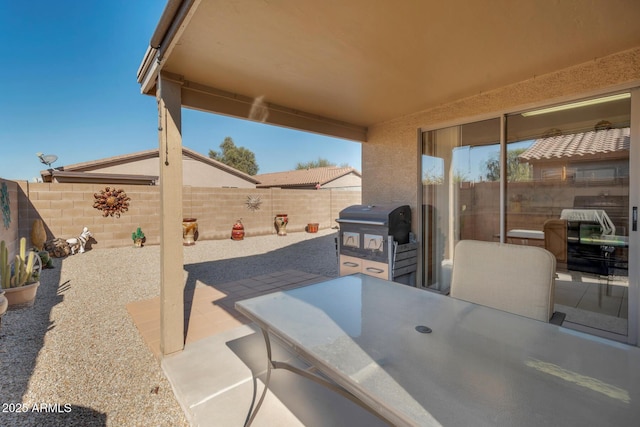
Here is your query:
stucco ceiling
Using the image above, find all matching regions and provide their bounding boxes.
[142,0,640,137]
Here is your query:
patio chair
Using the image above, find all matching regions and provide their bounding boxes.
[543,219,567,268]
[450,240,564,324]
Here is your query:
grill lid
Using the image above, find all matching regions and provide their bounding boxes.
[337,204,407,224]
[337,204,411,244]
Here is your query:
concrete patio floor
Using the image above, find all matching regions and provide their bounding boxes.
[123,231,631,425]
[128,269,390,426]
[126,269,325,360]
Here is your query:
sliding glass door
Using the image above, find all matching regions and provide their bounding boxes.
[421,118,500,293]
[421,91,636,343]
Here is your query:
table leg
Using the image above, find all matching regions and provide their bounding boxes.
[245,327,392,426]
[244,328,274,427]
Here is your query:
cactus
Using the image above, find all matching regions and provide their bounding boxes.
[1,238,36,288]
[1,240,9,289]
[132,227,145,241]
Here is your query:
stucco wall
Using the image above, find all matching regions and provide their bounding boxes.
[181,157,256,188]
[363,47,640,230]
[322,173,362,189]
[14,182,360,249]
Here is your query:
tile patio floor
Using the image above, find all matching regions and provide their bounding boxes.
[554,269,628,340]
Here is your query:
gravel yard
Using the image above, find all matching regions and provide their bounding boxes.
[0,229,339,426]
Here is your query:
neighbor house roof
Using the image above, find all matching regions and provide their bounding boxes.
[255,166,360,188]
[40,146,260,185]
[519,127,630,163]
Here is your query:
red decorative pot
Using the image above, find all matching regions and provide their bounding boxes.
[231,219,245,241]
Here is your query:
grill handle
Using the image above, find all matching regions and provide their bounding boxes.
[335,219,387,226]
[342,261,359,267]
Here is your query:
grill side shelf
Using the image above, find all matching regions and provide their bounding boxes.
[335,219,387,226]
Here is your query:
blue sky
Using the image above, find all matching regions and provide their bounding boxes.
[0,1,361,181]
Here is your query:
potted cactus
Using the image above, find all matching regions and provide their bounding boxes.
[1,238,40,309]
[132,227,145,247]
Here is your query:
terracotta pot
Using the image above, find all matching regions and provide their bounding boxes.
[4,281,40,309]
[274,214,288,236]
[307,223,319,233]
[182,218,198,246]
[0,291,7,320]
[231,219,245,241]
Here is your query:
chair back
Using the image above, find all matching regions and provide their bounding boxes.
[544,219,567,264]
[450,240,556,322]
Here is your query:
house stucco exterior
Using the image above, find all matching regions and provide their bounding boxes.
[363,47,640,231]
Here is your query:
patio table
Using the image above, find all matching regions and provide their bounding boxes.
[236,273,640,426]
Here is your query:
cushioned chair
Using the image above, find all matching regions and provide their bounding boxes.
[450,240,564,324]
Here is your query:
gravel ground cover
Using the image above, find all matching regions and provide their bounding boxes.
[0,229,339,426]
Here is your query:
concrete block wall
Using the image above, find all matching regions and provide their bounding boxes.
[12,181,360,249]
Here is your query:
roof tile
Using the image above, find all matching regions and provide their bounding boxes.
[519,127,629,161]
[255,166,360,188]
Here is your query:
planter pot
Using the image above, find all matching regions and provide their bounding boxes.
[274,214,288,236]
[4,281,40,309]
[0,291,7,323]
[182,218,198,246]
[306,223,319,233]
[133,238,143,248]
[231,219,245,241]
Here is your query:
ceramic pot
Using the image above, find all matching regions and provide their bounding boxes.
[307,223,319,233]
[4,281,40,309]
[231,219,245,241]
[134,238,143,248]
[182,218,198,246]
[274,214,288,236]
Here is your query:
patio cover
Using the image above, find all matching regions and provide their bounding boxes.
[138,0,640,356]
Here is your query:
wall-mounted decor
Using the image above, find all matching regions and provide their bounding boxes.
[245,195,262,211]
[93,187,130,218]
[1,182,10,229]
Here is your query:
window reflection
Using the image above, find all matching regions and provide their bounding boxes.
[421,93,631,339]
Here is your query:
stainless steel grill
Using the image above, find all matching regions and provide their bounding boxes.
[336,204,416,284]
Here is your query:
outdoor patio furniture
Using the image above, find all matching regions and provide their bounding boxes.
[236,274,640,426]
[450,239,559,323]
[543,219,567,265]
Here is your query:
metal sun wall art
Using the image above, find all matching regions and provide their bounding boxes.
[245,195,262,212]
[93,187,131,218]
[1,182,10,229]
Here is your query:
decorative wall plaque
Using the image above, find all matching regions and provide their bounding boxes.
[93,187,130,218]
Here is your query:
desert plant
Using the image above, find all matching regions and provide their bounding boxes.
[132,227,145,241]
[1,238,37,289]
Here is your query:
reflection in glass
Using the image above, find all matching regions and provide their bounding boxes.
[421,119,501,292]
[420,92,631,340]
[506,94,630,338]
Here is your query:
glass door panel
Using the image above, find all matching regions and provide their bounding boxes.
[506,94,631,340]
[421,118,500,293]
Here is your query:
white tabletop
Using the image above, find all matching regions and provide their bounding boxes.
[236,274,640,427]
